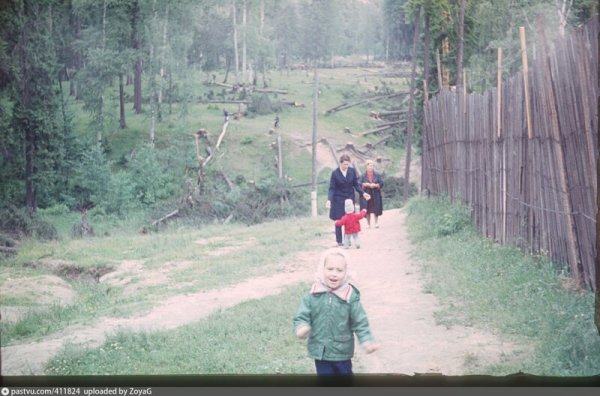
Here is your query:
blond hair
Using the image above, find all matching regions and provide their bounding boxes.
[315,248,355,284]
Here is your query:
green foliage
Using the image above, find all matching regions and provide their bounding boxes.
[405,196,600,376]
[247,93,282,116]
[126,145,178,206]
[380,175,418,208]
[67,145,112,210]
[406,195,471,238]
[0,205,57,241]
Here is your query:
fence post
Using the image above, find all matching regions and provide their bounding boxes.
[519,27,533,139]
[436,48,443,91]
[497,48,502,139]
[536,15,582,287]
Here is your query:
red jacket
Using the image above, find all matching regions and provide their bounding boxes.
[335,210,367,234]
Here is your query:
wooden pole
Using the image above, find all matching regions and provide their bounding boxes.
[277,134,283,179]
[311,69,318,217]
[497,48,502,139]
[403,7,421,202]
[436,48,443,91]
[463,69,467,113]
[537,15,582,287]
[519,27,533,139]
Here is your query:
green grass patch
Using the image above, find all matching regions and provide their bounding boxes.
[1,215,330,345]
[405,196,600,376]
[45,283,314,375]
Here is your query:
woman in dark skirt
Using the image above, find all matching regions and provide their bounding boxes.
[326,154,371,246]
[359,160,383,228]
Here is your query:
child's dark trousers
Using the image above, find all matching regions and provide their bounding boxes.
[314,359,353,376]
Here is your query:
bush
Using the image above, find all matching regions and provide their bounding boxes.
[0,204,57,241]
[247,94,282,116]
[406,195,471,238]
[381,175,417,208]
[126,145,179,206]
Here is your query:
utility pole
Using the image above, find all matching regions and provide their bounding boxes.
[311,69,319,217]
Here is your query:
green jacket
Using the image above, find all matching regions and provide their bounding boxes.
[293,284,374,361]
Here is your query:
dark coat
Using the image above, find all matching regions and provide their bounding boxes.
[328,167,365,220]
[359,171,383,216]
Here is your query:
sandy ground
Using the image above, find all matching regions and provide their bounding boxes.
[1,208,524,376]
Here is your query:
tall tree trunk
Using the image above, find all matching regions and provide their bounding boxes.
[149,0,157,147]
[232,1,239,84]
[97,0,108,145]
[403,7,421,202]
[157,3,169,122]
[119,74,126,128]
[423,11,431,90]
[168,69,173,115]
[260,0,264,35]
[132,0,143,114]
[21,2,35,210]
[556,0,572,36]
[242,0,247,85]
[68,0,81,98]
[455,0,465,87]
[223,54,231,83]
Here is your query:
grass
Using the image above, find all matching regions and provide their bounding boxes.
[44,283,314,375]
[405,196,600,376]
[1,215,331,346]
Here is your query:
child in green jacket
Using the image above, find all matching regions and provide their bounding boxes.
[293,248,379,376]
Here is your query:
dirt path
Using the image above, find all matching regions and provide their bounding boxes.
[1,209,519,376]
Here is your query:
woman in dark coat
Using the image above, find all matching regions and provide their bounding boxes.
[359,160,383,228]
[326,154,371,246]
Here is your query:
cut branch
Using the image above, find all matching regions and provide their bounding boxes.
[151,209,179,227]
[216,121,229,150]
[199,99,251,104]
[370,109,407,119]
[325,92,408,114]
[361,122,404,136]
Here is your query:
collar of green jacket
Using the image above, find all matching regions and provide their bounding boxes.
[310,281,359,303]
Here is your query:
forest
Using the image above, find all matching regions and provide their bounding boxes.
[0,0,597,240]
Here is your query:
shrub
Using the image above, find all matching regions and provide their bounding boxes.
[0,204,57,241]
[247,94,282,116]
[127,145,178,206]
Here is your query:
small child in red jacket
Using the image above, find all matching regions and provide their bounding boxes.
[335,199,367,249]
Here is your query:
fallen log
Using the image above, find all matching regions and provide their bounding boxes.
[325,92,408,114]
[255,87,288,94]
[371,135,393,147]
[362,124,396,137]
[151,209,179,227]
[0,246,17,253]
[370,109,407,119]
[215,121,229,150]
[200,100,251,104]
[280,100,305,107]
[318,138,340,168]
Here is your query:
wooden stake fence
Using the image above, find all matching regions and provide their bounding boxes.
[421,17,597,291]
